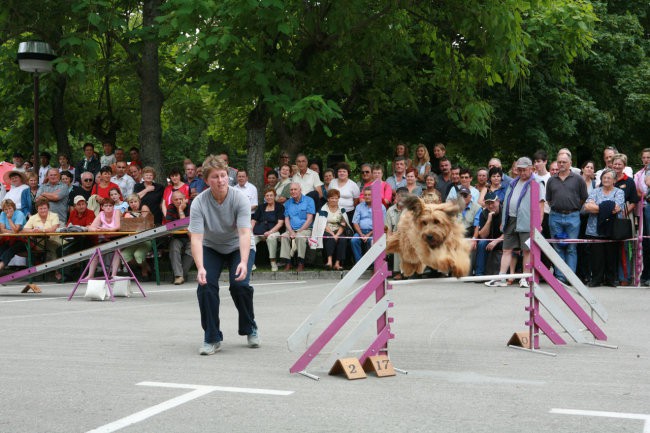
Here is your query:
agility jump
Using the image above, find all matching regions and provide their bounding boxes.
[288,180,612,377]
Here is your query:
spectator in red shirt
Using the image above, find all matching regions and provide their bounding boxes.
[65,195,100,255]
[371,164,394,208]
[67,196,96,227]
[92,166,122,201]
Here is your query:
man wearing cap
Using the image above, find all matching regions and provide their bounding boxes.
[458,186,481,237]
[65,196,97,252]
[4,171,28,215]
[12,152,26,172]
[546,151,588,283]
[486,157,545,288]
[472,191,503,276]
[38,152,52,185]
[68,195,96,227]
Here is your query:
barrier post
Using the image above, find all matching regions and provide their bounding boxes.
[371,180,389,352]
[528,180,542,349]
[635,198,644,287]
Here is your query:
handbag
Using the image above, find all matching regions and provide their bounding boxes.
[341,222,354,237]
[611,218,632,240]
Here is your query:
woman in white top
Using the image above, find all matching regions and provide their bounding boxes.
[310,188,351,270]
[328,162,359,219]
[411,144,431,185]
[3,170,29,216]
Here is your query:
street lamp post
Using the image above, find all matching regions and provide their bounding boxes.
[17,41,56,177]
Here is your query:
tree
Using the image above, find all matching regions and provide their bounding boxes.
[485,0,650,166]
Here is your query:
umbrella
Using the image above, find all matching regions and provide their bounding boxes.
[0,162,16,191]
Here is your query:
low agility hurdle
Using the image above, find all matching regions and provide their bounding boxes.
[288,179,613,377]
[288,182,394,379]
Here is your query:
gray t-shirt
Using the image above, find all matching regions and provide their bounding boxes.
[189,186,254,254]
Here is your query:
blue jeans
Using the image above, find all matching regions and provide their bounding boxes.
[351,229,372,262]
[474,240,490,276]
[197,246,257,344]
[549,211,581,280]
[618,241,633,283]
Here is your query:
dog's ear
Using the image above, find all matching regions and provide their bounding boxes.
[402,195,423,218]
[436,198,463,218]
[454,195,465,214]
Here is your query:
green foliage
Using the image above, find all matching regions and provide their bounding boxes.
[1,0,647,177]
[484,0,650,166]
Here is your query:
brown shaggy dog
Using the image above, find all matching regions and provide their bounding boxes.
[386,195,471,277]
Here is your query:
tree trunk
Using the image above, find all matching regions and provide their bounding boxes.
[246,102,268,204]
[272,117,310,158]
[138,0,164,178]
[51,74,70,158]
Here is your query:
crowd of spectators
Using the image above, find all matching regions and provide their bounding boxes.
[243,143,650,288]
[0,143,207,284]
[2,141,650,289]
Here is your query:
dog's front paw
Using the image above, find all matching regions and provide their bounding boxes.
[450,259,471,278]
[401,261,418,277]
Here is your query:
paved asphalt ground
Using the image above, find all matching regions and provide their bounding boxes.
[1,274,649,433]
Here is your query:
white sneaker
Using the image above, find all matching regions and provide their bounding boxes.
[199,342,221,355]
[271,262,278,272]
[485,279,508,287]
[247,329,260,348]
[519,278,529,288]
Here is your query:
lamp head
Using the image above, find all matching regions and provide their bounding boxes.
[17,41,56,73]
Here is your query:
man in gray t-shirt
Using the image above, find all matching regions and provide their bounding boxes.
[189,156,259,356]
[189,187,255,254]
[36,168,68,225]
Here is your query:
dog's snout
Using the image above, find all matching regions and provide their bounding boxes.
[426,235,434,242]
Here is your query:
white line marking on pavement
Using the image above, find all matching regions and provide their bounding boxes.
[0,281,308,303]
[550,408,650,432]
[0,296,69,303]
[87,381,293,433]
